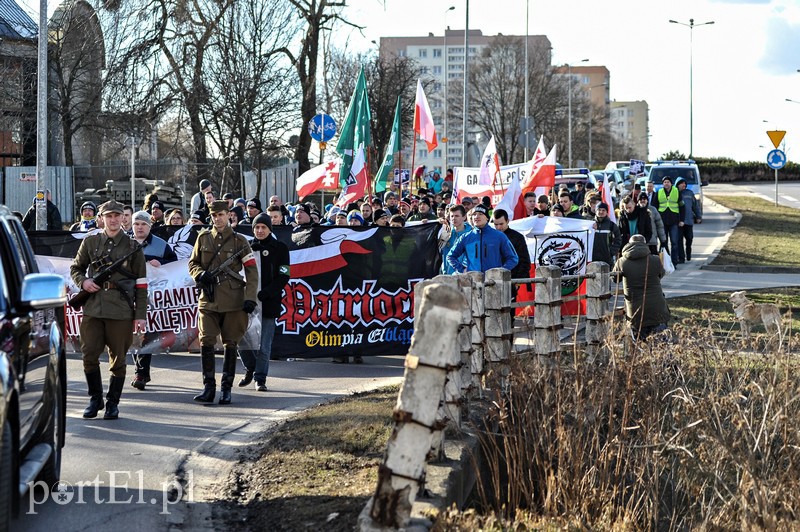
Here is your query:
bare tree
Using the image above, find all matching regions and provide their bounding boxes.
[283,0,361,175]
[326,51,422,172]
[463,36,567,164]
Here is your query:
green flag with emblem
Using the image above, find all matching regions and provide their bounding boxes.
[336,66,371,186]
[374,96,402,194]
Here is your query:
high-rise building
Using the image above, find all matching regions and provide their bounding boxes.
[378,29,551,173]
[610,101,649,161]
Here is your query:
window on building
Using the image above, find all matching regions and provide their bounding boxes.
[433,48,442,58]
[419,149,428,159]
[628,109,635,117]
[419,48,428,58]
[582,76,590,84]
[420,66,429,74]
[398,49,406,57]
[433,149,442,158]
[433,65,442,74]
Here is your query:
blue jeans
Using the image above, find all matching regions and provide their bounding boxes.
[664,223,680,264]
[238,318,276,383]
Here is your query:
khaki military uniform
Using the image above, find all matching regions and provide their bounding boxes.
[188,224,258,346]
[70,230,148,377]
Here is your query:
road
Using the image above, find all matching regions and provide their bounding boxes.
[14,353,405,530]
[705,180,800,209]
[17,183,800,530]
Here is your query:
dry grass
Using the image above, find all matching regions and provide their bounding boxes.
[437,322,800,530]
[218,387,397,531]
[707,195,800,267]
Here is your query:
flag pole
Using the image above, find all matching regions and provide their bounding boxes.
[410,135,417,197]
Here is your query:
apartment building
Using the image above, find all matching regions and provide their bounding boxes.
[610,100,649,161]
[379,29,551,173]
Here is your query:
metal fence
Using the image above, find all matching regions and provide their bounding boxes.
[1,166,75,223]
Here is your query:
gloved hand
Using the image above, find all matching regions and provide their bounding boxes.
[242,300,257,314]
[198,271,215,284]
[257,290,265,301]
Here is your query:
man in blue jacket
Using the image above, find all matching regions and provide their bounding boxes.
[446,205,518,274]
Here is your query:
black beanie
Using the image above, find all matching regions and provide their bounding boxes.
[252,212,273,231]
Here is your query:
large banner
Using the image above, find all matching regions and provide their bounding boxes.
[29,224,442,358]
[452,162,528,205]
[508,216,596,316]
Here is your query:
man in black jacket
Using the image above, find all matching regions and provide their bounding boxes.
[492,208,532,317]
[22,189,63,230]
[238,212,291,391]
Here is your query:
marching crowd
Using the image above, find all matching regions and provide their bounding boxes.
[24,168,701,419]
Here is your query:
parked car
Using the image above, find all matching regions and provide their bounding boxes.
[604,160,631,172]
[0,204,67,527]
[636,160,708,208]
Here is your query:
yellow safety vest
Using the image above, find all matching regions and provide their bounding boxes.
[657,186,679,214]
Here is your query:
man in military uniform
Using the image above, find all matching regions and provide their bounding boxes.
[189,200,259,404]
[70,200,148,420]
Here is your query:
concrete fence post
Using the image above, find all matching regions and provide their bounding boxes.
[483,268,512,373]
[534,265,562,359]
[368,283,465,529]
[466,271,485,392]
[456,274,474,399]
[585,262,611,360]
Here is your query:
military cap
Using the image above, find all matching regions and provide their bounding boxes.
[209,200,229,213]
[98,199,125,215]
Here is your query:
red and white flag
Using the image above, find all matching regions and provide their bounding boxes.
[413,79,438,152]
[335,144,368,207]
[296,159,340,200]
[494,137,553,221]
[600,172,617,223]
[478,135,501,186]
[521,136,548,189]
[494,166,523,220]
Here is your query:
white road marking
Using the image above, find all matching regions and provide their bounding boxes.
[780,194,800,202]
[755,193,773,202]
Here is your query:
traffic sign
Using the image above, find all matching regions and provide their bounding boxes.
[767,149,786,169]
[308,113,337,142]
[767,130,786,149]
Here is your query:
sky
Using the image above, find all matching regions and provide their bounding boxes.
[340,0,800,164]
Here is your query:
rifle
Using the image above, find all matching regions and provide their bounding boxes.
[195,247,248,303]
[69,243,143,310]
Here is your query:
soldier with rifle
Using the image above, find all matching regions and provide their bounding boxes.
[188,200,259,404]
[70,200,148,420]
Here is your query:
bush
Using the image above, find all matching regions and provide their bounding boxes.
[693,157,800,183]
[450,326,800,529]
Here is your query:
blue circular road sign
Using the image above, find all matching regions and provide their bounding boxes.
[767,149,786,170]
[308,113,337,142]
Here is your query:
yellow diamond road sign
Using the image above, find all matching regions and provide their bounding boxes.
[767,130,786,149]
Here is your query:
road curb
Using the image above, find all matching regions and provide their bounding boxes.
[699,197,741,269]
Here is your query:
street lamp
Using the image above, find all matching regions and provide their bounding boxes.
[669,18,715,158]
[587,82,607,168]
[523,0,530,160]
[461,1,470,166]
[442,6,455,173]
[566,58,589,168]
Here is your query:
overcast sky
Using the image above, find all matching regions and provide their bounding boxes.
[342,0,800,164]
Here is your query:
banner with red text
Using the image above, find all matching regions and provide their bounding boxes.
[29,224,442,358]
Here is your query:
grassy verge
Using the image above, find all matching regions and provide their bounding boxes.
[670,286,800,335]
[218,386,397,531]
[707,195,800,266]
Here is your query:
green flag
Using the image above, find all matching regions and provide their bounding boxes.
[374,96,401,193]
[336,66,371,186]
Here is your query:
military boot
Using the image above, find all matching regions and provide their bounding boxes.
[219,345,237,405]
[83,370,105,419]
[103,375,125,420]
[193,345,216,403]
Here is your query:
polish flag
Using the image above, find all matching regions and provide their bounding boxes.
[600,172,617,223]
[494,167,523,220]
[494,137,552,221]
[335,144,368,207]
[478,135,501,186]
[413,79,438,152]
[509,144,556,219]
[296,159,340,200]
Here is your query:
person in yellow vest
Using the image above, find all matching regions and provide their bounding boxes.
[650,176,684,266]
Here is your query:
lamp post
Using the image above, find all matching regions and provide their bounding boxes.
[566,58,589,168]
[523,0,530,160]
[442,6,455,173]
[587,82,607,168]
[461,0,470,166]
[669,18,714,158]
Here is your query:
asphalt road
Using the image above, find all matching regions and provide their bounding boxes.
[14,353,405,530]
[705,180,800,209]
